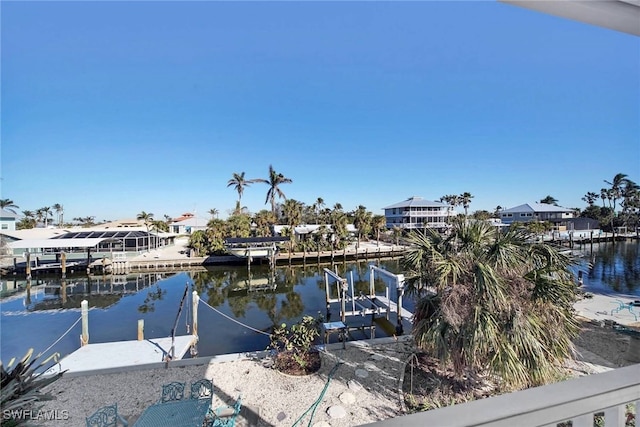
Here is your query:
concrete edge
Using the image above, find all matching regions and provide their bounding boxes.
[47,335,414,379]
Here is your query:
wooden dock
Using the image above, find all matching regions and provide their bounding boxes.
[45,335,198,376]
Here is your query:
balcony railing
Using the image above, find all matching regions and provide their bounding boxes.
[365,363,639,427]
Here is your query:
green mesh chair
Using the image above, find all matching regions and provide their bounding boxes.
[160,381,185,403]
[85,403,128,427]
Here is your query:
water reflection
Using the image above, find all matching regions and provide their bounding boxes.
[583,241,640,295]
[3,243,635,362]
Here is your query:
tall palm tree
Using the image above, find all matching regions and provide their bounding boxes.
[227,172,255,203]
[604,173,635,214]
[353,205,372,247]
[0,199,19,214]
[459,192,473,217]
[39,206,52,227]
[254,165,293,216]
[208,208,219,219]
[52,203,64,227]
[371,214,387,246]
[137,211,154,250]
[282,199,303,254]
[403,219,578,388]
[313,197,325,223]
[603,173,637,234]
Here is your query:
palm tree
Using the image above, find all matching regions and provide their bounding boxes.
[208,208,219,219]
[137,211,154,250]
[253,210,276,237]
[494,205,503,217]
[582,192,599,207]
[353,205,372,248]
[39,206,52,227]
[603,173,637,234]
[282,199,303,255]
[52,203,64,227]
[254,165,293,216]
[539,195,558,205]
[439,195,459,223]
[313,197,325,223]
[371,215,387,246]
[227,172,255,203]
[459,192,473,216]
[403,219,578,388]
[0,199,19,214]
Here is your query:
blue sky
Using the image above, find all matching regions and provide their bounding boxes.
[2,1,638,222]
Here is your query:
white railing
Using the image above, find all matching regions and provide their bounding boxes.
[364,364,639,427]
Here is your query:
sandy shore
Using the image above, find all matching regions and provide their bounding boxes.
[33,313,639,427]
[35,338,415,427]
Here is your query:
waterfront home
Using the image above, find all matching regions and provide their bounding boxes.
[500,203,575,228]
[168,213,208,234]
[383,196,455,230]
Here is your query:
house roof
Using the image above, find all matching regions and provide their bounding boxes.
[383,197,448,209]
[7,238,113,249]
[169,217,208,227]
[501,203,574,214]
[0,209,19,219]
[1,228,71,241]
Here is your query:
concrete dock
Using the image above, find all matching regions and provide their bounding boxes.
[46,335,198,376]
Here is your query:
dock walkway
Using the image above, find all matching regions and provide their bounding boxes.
[46,335,198,376]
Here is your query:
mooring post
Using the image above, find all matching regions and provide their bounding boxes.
[192,290,199,337]
[340,279,347,323]
[25,251,31,280]
[396,275,405,335]
[138,319,144,341]
[61,251,66,278]
[81,300,89,346]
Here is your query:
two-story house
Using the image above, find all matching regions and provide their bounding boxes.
[383,196,455,230]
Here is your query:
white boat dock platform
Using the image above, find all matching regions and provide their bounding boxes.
[46,335,198,376]
[376,296,414,321]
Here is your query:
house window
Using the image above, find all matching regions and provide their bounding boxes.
[1,224,7,230]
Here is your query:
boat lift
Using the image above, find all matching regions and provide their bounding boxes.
[322,265,409,342]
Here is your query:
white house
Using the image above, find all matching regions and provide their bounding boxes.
[168,213,208,234]
[383,196,455,230]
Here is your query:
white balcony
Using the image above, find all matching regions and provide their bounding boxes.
[364,363,640,427]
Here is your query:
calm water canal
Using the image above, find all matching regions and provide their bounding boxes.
[1,241,638,362]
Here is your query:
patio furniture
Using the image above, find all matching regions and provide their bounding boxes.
[209,395,242,427]
[86,403,128,427]
[189,378,213,400]
[160,381,186,403]
[133,399,210,427]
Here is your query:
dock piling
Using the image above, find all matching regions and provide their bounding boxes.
[191,290,199,337]
[81,300,89,346]
[138,319,144,340]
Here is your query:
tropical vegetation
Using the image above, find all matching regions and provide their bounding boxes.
[0,349,65,426]
[402,218,579,391]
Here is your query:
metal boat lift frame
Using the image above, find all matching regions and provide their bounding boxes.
[323,265,407,336]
